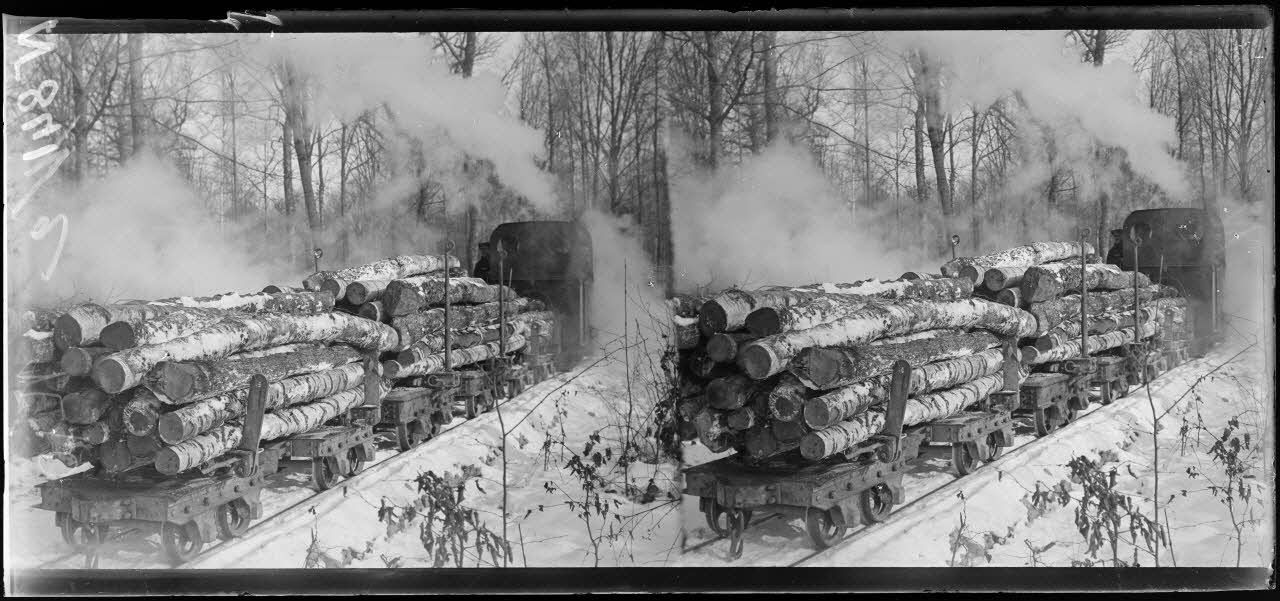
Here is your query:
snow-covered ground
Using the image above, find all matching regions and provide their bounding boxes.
[9,340,686,569]
[678,340,1273,568]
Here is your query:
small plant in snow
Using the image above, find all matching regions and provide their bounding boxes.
[543,431,626,567]
[1184,412,1263,567]
[1060,454,1167,567]
[373,466,511,568]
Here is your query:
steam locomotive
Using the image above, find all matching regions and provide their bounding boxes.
[476,220,594,369]
[1106,207,1226,356]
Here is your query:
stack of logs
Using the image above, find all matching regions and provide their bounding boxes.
[681,241,1188,465]
[11,253,553,478]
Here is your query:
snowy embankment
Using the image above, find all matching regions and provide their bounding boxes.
[185,346,684,569]
[678,341,1272,567]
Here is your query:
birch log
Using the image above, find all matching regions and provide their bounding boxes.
[744,297,871,336]
[93,312,397,394]
[382,335,526,378]
[390,298,536,350]
[99,308,228,350]
[1023,323,1159,364]
[345,279,393,305]
[153,385,381,475]
[383,276,516,316]
[395,313,551,366]
[939,241,1094,285]
[59,346,113,376]
[357,300,387,323]
[790,331,1000,390]
[705,375,758,410]
[303,255,462,294]
[150,345,364,403]
[21,330,57,364]
[800,374,1004,460]
[157,363,369,444]
[705,332,758,363]
[1020,263,1152,303]
[983,266,1029,291]
[706,278,973,335]
[54,303,183,349]
[61,388,113,424]
[674,318,702,351]
[737,299,1037,379]
[122,388,164,436]
[995,288,1023,308]
[1028,285,1176,336]
[693,408,735,451]
[869,328,964,346]
[802,348,1008,429]
[766,374,809,422]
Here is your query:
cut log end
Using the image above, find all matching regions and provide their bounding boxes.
[743,308,782,337]
[52,314,84,350]
[736,344,781,380]
[155,363,199,401]
[697,301,729,336]
[959,265,983,286]
[156,413,189,445]
[98,321,137,351]
[802,400,836,430]
[60,348,97,377]
[799,433,829,461]
[705,334,740,363]
[92,359,133,395]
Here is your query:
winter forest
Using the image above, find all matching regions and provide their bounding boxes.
[7,28,1273,306]
[4,21,1275,575]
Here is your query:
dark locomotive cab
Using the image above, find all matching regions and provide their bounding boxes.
[1108,208,1225,355]
[482,221,593,369]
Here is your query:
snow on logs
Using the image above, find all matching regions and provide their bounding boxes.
[700,277,973,336]
[799,374,1005,460]
[302,254,461,297]
[736,299,1036,380]
[92,312,397,394]
[939,241,1094,285]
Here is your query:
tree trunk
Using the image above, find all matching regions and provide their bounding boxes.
[127,33,144,156]
[939,241,1094,284]
[156,362,369,444]
[356,300,388,323]
[395,313,551,366]
[21,330,57,364]
[150,345,364,403]
[154,386,379,475]
[345,279,393,305]
[382,335,526,378]
[390,297,538,351]
[983,266,1030,291]
[1027,284,1176,336]
[1024,323,1157,364]
[705,332,759,363]
[766,374,808,422]
[737,299,1037,379]
[303,254,461,295]
[791,331,999,390]
[803,348,1008,429]
[61,388,112,424]
[93,313,398,394]
[100,308,228,350]
[693,408,735,451]
[762,31,779,144]
[383,276,515,316]
[743,278,973,336]
[727,407,756,431]
[995,288,1023,308]
[1020,263,1152,303]
[122,388,163,436]
[1032,309,1155,351]
[704,374,759,410]
[800,374,1003,460]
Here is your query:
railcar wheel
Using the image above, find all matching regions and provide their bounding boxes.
[952,442,980,475]
[311,457,339,490]
[986,432,1004,461]
[1034,410,1058,437]
[860,483,894,524]
[345,447,366,477]
[60,516,108,547]
[703,503,752,537]
[805,509,847,550]
[162,521,203,565]
[395,423,413,452]
[216,499,252,540]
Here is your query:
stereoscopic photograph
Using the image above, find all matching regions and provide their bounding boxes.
[3,7,1274,594]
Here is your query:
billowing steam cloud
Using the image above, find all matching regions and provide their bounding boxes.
[883,31,1191,199]
[670,139,917,292]
[248,33,557,213]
